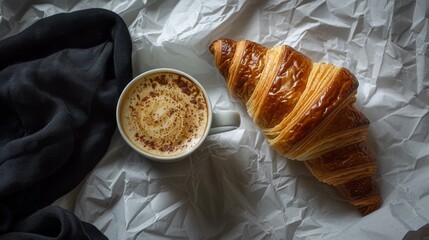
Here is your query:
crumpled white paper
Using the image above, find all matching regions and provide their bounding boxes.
[2,0,428,239]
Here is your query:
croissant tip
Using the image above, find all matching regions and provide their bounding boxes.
[357,198,381,216]
[209,41,217,54]
[209,38,232,54]
[359,205,374,216]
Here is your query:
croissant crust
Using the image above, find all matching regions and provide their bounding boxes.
[210,38,381,216]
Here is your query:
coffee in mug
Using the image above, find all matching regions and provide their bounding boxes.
[118,71,209,157]
[117,68,240,162]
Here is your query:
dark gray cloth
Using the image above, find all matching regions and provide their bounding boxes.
[0,8,132,239]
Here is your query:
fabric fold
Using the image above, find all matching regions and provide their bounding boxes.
[0,8,133,239]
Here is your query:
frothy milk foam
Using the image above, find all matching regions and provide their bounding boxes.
[119,72,209,157]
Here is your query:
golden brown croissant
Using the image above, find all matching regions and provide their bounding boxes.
[209,38,381,216]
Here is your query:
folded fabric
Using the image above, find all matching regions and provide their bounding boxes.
[0,8,132,239]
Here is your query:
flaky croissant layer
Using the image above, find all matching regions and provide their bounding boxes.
[210,38,381,216]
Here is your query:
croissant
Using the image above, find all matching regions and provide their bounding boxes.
[209,38,381,216]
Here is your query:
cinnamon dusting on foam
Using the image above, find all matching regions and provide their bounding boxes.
[120,72,209,157]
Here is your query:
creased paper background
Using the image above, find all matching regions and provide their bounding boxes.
[1,0,428,239]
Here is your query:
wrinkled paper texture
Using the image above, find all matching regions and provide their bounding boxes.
[1,0,428,239]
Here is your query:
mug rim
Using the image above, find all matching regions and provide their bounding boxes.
[116,68,213,162]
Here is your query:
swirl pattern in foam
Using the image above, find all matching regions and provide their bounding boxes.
[120,72,209,157]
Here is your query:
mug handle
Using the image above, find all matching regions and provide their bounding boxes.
[209,111,241,135]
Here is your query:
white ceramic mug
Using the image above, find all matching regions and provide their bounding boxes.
[116,68,240,162]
